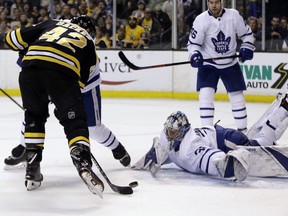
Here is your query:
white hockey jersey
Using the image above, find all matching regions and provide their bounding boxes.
[159,126,226,177]
[187,8,254,69]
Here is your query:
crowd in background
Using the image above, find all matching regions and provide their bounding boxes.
[0,0,288,51]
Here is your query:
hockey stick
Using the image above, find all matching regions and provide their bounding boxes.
[118,51,240,70]
[0,88,24,111]
[91,153,137,195]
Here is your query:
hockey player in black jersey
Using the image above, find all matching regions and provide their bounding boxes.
[5,15,105,197]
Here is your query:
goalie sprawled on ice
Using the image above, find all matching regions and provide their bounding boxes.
[132,93,288,181]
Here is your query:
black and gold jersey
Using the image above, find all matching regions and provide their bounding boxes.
[5,19,97,88]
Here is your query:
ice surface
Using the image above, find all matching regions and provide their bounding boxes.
[1,97,288,216]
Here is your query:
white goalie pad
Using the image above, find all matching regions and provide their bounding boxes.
[132,137,168,177]
[246,92,283,139]
[214,148,250,181]
[275,116,288,140]
[237,145,288,177]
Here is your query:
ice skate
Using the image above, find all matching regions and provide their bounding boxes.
[25,152,43,191]
[280,93,288,111]
[70,145,104,198]
[4,144,27,170]
[112,143,131,167]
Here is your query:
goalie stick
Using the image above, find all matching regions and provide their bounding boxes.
[91,153,136,195]
[118,51,240,70]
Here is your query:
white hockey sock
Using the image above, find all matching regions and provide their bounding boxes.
[229,91,247,130]
[199,87,215,126]
[89,123,119,150]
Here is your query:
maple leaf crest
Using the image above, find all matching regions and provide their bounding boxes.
[211,31,231,54]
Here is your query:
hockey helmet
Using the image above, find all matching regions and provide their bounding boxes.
[164,111,191,142]
[71,15,96,37]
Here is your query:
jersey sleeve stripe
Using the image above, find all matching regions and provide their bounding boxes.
[5,31,19,50]
[10,30,25,50]
[15,28,28,48]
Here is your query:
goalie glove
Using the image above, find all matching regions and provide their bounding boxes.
[132,137,168,177]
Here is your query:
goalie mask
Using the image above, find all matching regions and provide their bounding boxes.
[164,111,191,142]
[71,15,96,38]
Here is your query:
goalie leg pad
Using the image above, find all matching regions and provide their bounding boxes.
[246,92,282,139]
[237,146,288,177]
[214,148,250,181]
[275,116,288,140]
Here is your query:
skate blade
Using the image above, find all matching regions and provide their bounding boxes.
[4,162,27,170]
[81,171,104,198]
[25,179,42,191]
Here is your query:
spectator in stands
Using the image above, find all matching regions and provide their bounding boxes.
[0,20,9,48]
[0,11,8,23]
[87,0,98,17]
[114,26,127,49]
[141,8,161,46]
[30,5,40,24]
[20,13,31,27]
[266,15,283,51]
[153,4,171,42]
[37,6,49,23]
[11,8,21,22]
[132,0,146,21]
[54,3,63,19]
[95,27,111,48]
[281,17,288,51]
[70,5,79,18]
[92,0,108,29]
[137,31,149,49]
[10,0,22,18]
[247,16,262,50]
[78,0,88,15]
[22,3,32,17]
[59,4,72,20]
[162,0,185,35]
[124,15,145,48]
[101,14,113,38]
[1,6,11,23]
[279,16,288,40]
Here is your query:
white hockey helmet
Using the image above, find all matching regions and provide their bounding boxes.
[164,111,191,142]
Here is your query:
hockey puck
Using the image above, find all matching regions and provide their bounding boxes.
[129,181,138,188]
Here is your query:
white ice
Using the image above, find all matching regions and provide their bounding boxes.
[1,97,288,216]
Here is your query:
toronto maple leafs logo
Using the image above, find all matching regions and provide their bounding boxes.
[211,31,231,54]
